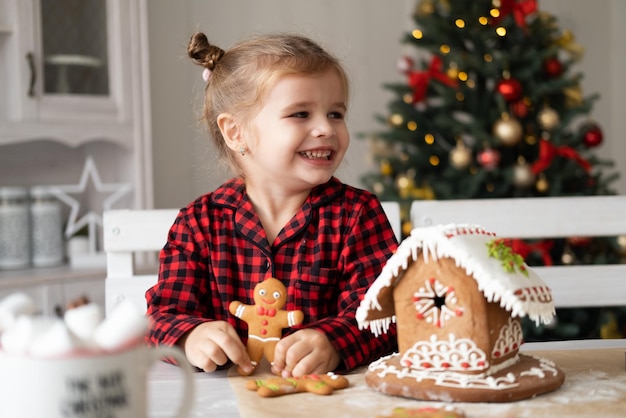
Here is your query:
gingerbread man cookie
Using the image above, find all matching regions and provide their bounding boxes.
[246,372,349,397]
[229,277,304,375]
[377,406,466,418]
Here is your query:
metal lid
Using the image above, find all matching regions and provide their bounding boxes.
[0,186,29,200]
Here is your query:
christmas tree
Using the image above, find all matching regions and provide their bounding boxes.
[361,0,625,340]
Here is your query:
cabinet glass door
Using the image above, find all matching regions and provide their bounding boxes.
[40,0,108,95]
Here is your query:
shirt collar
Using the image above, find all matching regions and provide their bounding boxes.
[211,177,346,209]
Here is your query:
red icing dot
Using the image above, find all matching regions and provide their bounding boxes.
[461,362,470,369]
[261,329,267,335]
[494,351,501,358]
[261,319,268,325]
[455,309,464,316]
[441,362,450,368]
[416,313,424,320]
[421,362,432,368]
[478,361,485,367]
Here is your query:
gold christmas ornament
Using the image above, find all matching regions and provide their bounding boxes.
[396,174,414,199]
[536,174,549,193]
[616,235,626,256]
[555,30,585,61]
[537,106,560,130]
[380,159,393,177]
[561,246,575,265]
[415,0,435,16]
[411,184,435,200]
[564,85,583,107]
[493,113,523,146]
[389,113,404,127]
[402,220,413,238]
[449,141,472,169]
[513,158,535,188]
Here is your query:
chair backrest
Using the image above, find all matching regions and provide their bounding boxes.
[103,209,179,314]
[410,196,626,309]
[381,200,402,242]
[103,201,401,314]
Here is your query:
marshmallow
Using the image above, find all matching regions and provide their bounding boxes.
[64,303,103,341]
[0,315,56,355]
[0,293,36,332]
[93,299,148,351]
[28,319,84,358]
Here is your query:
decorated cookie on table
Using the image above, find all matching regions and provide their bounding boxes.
[356,224,565,403]
[246,371,349,397]
[377,405,466,418]
[229,277,304,376]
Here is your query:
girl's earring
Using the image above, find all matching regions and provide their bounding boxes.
[239,147,247,156]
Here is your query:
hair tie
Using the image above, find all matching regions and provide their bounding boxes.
[202,68,212,82]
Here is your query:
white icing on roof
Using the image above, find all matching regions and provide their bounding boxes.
[357,224,555,335]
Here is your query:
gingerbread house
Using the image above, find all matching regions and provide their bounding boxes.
[356,224,564,402]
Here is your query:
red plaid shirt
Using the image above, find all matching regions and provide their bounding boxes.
[146,177,398,371]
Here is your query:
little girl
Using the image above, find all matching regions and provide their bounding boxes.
[146,32,398,378]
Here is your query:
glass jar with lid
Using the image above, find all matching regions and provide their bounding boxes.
[0,186,30,269]
[30,186,64,267]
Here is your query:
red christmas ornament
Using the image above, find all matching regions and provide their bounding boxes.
[568,236,592,247]
[582,123,603,148]
[510,99,529,119]
[496,78,523,102]
[477,148,501,171]
[543,57,563,77]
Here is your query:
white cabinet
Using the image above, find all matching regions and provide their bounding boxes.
[0,0,152,294]
[0,0,150,150]
[0,0,152,214]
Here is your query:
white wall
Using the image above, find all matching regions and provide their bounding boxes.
[148,0,626,209]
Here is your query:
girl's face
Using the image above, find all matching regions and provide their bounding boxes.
[240,69,349,193]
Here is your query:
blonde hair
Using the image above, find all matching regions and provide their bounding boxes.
[188,32,349,175]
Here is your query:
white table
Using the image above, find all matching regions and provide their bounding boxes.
[148,339,626,418]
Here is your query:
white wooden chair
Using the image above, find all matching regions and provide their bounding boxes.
[410,195,626,309]
[102,201,402,315]
[103,209,179,314]
[381,200,402,242]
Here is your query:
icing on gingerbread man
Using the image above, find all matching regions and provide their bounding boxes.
[229,277,304,375]
[246,372,349,397]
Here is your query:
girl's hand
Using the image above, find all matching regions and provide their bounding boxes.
[271,329,340,378]
[179,320,253,374]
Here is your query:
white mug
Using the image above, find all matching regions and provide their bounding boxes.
[0,343,194,418]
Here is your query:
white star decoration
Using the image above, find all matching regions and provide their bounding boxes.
[49,156,132,254]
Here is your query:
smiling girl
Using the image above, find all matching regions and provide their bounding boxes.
[145,32,398,378]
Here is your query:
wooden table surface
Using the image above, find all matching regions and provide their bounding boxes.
[148,339,626,418]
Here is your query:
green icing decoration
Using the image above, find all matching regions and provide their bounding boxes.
[487,239,528,276]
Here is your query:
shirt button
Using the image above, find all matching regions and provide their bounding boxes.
[265,260,270,271]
